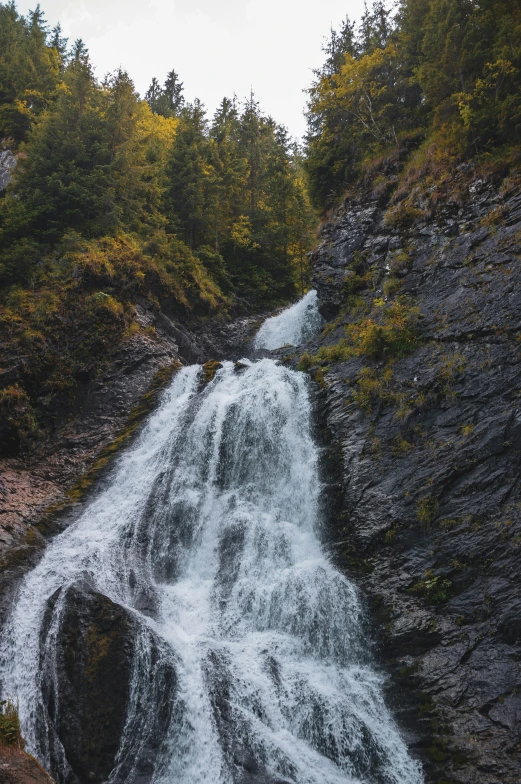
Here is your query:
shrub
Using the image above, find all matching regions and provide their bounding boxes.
[384,201,426,229]
[353,367,393,414]
[314,340,352,365]
[343,271,372,295]
[383,276,403,297]
[346,299,420,359]
[298,352,314,371]
[0,697,24,748]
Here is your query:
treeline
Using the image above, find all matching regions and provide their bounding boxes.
[306,0,521,208]
[0,1,314,307]
[0,1,314,455]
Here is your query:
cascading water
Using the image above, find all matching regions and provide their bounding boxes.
[0,297,423,784]
[254,290,323,350]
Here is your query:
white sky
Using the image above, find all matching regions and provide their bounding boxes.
[16,0,366,138]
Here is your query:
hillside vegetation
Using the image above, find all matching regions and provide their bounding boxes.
[0,1,315,456]
[306,0,521,210]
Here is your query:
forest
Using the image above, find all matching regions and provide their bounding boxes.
[306,0,521,208]
[0,1,315,454]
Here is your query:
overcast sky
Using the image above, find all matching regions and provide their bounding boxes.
[16,0,366,138]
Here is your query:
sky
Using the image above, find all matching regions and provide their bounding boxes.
[16,0,367,138]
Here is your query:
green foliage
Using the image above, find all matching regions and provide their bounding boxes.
[306,0,521,209]
[345,299,420,359]
[145,70,184,118]
[417,495,439,527]
[409,569,453,604]
[0,697,24,748]
[314,340,352,366]
[383,276,403,297]
[0,3,61,142]
[298,352,314,371]
[162,93,316,308]
[0,232,227,455]
[352,366,393,414]
[300,299,419,374]
[0,3,318,456]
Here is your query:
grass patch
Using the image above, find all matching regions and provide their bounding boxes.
[417,495,439,527]
[301,298,420,370]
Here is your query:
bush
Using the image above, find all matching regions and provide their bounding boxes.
[417,495,439,527]
[346,299,420,359]
[0,697,24,748]
[353,367,393,414]
[383,276,403,297]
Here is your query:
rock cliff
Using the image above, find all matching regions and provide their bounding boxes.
[303,173,521,783]
[0,148,16,192]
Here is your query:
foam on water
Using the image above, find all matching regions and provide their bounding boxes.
[0,330,422,784]
[254,290,323,350]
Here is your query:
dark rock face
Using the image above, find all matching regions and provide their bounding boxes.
[307,180,521,783]
[39,581,176,784]
[0,149,16,191]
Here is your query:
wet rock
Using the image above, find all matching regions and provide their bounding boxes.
[39,581,177,784]
[0,149,16,191]
[234,751,294,784]
[308,182,521,783]
[203,360,224,384]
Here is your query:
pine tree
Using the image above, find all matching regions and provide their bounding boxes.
[163,69,184,115]
[164,99,213,247]
[49,22,68,65]
[145,76,162,113]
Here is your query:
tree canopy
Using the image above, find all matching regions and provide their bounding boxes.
[306,0,521,208]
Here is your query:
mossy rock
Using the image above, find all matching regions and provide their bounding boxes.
[203,360,223,383]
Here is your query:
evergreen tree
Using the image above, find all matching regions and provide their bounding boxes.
[145,76,162,114]
[145,68,184,118]
[0,1,60,140]
[164,99,212,247]
[163,69,184,115]
[49,22,68,65]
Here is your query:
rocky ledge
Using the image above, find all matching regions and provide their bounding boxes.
[0,746,55,783]
[303,174,521,783]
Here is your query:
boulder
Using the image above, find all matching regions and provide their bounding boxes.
[39,581,176,784]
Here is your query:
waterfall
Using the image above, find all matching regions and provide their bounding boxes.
[254,290,323,351]
[0,300,422,784]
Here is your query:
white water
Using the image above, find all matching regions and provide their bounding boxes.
[254,290,323,351]
[0,301,422,784]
